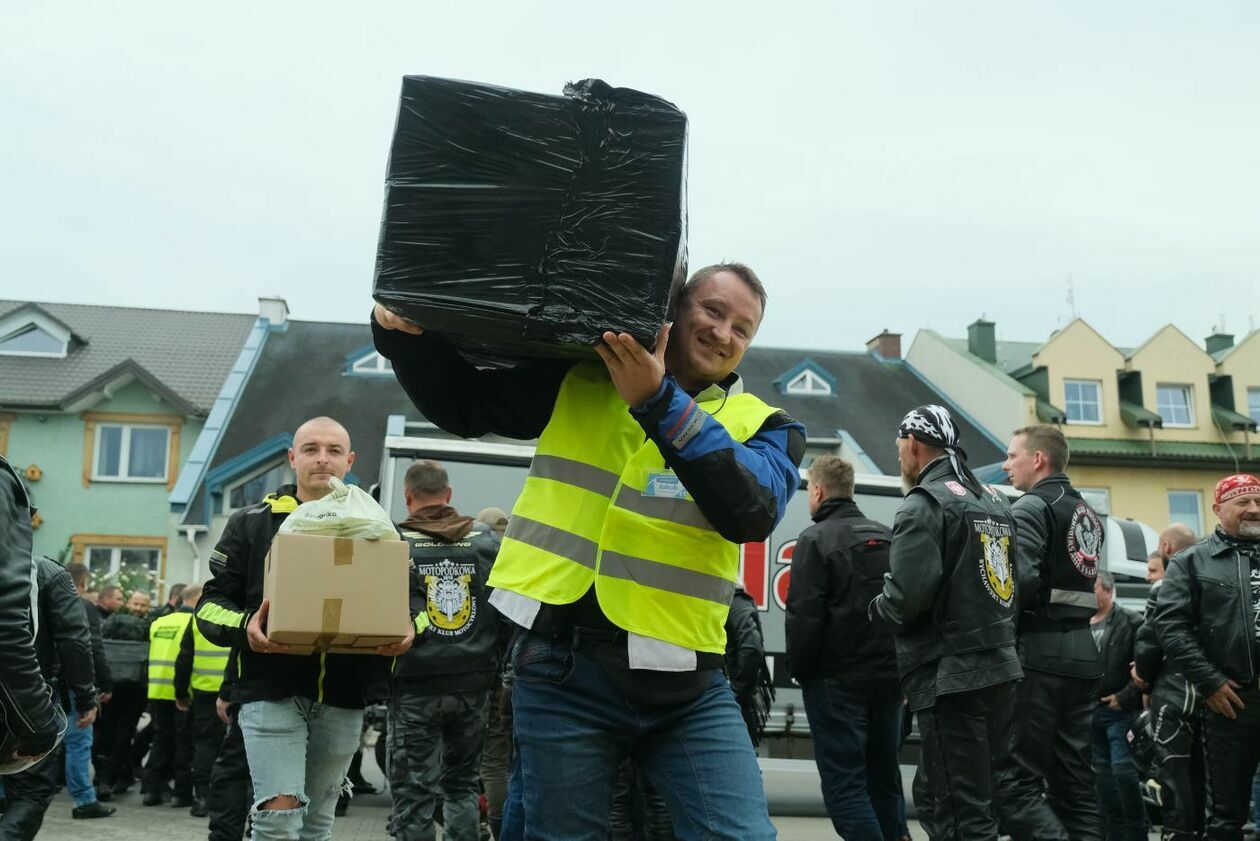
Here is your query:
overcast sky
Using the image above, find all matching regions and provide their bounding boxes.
[4,1,1257,353]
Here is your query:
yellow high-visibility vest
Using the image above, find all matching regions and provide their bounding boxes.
[148,611,193,701]
[189,618,230,693]
[488,362,778,653]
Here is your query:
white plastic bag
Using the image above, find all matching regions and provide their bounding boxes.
[278,477,399,540]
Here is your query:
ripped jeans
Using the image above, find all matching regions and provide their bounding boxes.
[237,697,364,841]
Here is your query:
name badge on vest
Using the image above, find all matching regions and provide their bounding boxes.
[644,472,689,500]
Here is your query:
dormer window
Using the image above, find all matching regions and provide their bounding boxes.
[349,350,394,376]
[786,369,833,396]
[0,323,67,358]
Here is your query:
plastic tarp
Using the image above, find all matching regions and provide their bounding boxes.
[373,76,688,365]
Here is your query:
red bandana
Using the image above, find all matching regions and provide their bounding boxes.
[1214,474,1260,505]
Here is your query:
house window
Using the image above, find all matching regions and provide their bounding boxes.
[1249,387,1260,424]
[350,351,393,376]
[0,323,67,357]
[1063,380,1102,424]
[227,462,294,511]
[93,424,170,482]
[1156,385,1194,427]
[1078,487,1111,516]
[83,545,162,596]
[1167,491,1203,538]
[785,369,832,396]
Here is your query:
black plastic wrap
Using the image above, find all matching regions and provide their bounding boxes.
[373,76,688,365]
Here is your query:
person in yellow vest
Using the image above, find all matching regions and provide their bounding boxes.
[374,263,806,840]
[170,583,228,818]
[142,589,195,808]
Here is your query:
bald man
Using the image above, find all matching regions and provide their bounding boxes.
[197,417,420,840]
[1132,521,1202,841]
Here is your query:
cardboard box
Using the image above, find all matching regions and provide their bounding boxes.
[373,75,688,366]
[262,532,410,655]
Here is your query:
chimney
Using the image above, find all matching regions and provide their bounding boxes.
[258,296,289,327]
[968,318,996,364]
[1205,332,1234,355]
[865,330,902,359]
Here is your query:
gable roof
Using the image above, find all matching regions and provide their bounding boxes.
[198,320,419,507]
[737,347,1005,474]
[937,335,1043,376]
[0,300,256,415]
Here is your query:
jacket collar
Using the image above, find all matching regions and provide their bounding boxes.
[694,372,743,403]
[263,484,300,514]
[1029,473,1072,492]
[916,455,954,486]
[812,496,864,523]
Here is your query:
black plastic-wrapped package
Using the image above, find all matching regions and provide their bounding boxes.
[373,76,687,365]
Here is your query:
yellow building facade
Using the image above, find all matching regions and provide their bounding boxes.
[908,321,1260,537]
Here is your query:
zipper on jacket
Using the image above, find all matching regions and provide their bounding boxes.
[1239,550,1256,682]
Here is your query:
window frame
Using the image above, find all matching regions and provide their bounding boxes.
[91,422,171,483]
[1167,490,1204,537]
[1076,487,1111,516]
[70,533,168,599]
[224,459,294,513]
[0,322,69,358]
[81,412,182,489]
[349,350,394,376]
[785,369,833,396]
[1062,378,1104,425]
[1155,383,1195,428]
[1248,387,1260,424]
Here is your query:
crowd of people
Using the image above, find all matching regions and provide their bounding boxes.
[2,261,1259,841]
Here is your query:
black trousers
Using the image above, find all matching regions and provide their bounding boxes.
[1202,684,1260,840]
[190,691,227,798]
[207,707,252,841]
[1007,669,1103,841]
[143,698,192,797]
[94,679,147,787]
[1150,673,1205,840]
[0,751,58,840]
[916,681,1025,841]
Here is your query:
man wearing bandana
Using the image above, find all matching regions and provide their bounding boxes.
[1155,474,1260,839]
[870,405,1026,840]
[1000,424,1105,841]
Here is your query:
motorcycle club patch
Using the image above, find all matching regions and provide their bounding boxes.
[944,481,967,497]
[1066,502,1103,578]
[416,558,478,637]
[969,514,1015,608]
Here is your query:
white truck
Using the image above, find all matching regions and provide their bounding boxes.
[379,419,1159,814]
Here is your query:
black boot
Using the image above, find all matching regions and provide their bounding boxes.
[73,802,117,819]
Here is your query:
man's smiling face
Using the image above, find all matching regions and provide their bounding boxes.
[665,271,762,391]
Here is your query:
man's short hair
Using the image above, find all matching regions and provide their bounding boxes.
[1013,424,1070,472]
[404,460,450,497]
[168,583,186,600]
[1096,570,1115,592]
[181,583,203,604]
[677,262,767,317]
[99,584,122,600]
[807,455,855,499]
[66,562,90,589]
[1148,551,1166,571]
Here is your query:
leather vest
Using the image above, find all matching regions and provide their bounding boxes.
[1025,478,1102,622]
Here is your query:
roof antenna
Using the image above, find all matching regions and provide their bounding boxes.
[1066,275,1078,319]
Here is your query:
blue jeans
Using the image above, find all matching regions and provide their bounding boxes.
[510,630,776,841]
[237,697,364,841]
[62,693,97,807]
[499,743,525,841]
[1092,707,1146,841]
[800,677,903,841]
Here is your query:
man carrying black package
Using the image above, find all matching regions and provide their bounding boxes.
[786,454,900,841]
[1155,473,1260,839]
[1000,424,1105,841]
[373,262,805,840]
[0,455,67,778]
[869,406,1026,841]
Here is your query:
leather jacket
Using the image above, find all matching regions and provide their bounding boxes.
[1154,529,1260,697]
[33,557,97,713]
[0,456,65,756]
[1094,604,1143,709]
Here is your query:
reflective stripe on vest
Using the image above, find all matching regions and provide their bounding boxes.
[148,612,193,700]
[488,362,779,653]
[190,620,230,693]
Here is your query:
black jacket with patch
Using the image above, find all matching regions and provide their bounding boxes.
[197,485,396,710]
[785,496,897,687]
[392,510,508,694]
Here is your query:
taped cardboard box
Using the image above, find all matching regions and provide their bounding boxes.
[262,532,410,655]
